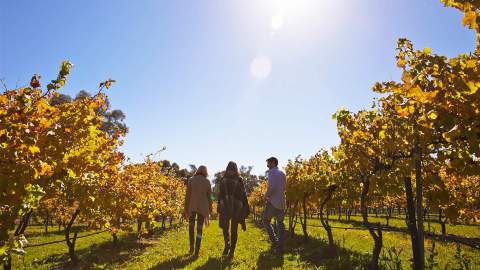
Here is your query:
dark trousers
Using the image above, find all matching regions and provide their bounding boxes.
[189,212,204,250]
[222,217,239,252]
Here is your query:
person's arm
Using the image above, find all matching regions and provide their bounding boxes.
[239,179,250,215]
[218,179,225,202]
[217,179,225,214]
[237,179,249,231]
[207,180,212,213]
[184,179,191,217]
[264,171,275,202]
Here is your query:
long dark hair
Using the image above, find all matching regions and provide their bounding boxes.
[225,161,239,178]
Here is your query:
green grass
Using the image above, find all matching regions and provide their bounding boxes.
[296,217,480,270]
[319,214,480,238]
[10,220,480,269]
[12,225,120,269]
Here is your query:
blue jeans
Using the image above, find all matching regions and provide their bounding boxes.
[262,202,285,248]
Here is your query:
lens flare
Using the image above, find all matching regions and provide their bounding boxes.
[250,56,272,79]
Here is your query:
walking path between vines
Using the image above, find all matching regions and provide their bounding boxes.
[14,218,480,269]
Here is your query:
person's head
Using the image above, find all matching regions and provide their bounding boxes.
[266,157,278,169]
[225,161,239,178]
[194,165,208,178]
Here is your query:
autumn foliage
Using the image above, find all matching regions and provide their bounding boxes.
[0,62,186,267]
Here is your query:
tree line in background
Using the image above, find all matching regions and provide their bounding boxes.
[249,1,480,269]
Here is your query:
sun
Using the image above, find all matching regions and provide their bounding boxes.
[272,0,311,16]
[271,13,284,31]
[268,0,312,31]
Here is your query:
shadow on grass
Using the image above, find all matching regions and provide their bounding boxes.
[154,256,234,270]
[33,232,156,269]
[27,230,108,248]
[24,225,90,238]
[195,256,234,270]
[30,223,187,269]
[148,254,198,270]
[148,248,238,270]
[293,235,370,270]
[256,250,284,270]
[149,253,234,270]
[250,220,371,270]
[331,219,480,250]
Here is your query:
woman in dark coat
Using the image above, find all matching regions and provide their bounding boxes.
[217,161,250,257]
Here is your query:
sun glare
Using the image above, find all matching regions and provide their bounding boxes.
[250,56,272,79]
[271,13,284,31]
[272,0,311,17]
[268,0,310,32]
[248,0,341,80]
[267,0,337,32]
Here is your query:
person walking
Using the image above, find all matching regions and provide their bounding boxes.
[184,165,212,257]
[217,161,250,258]
[262,157,286,253]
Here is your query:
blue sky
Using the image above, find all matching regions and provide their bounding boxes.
[0,0,476,176]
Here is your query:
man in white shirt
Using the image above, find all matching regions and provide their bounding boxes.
[262,156,286,253]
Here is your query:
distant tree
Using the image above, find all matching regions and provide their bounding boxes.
[170,162,180,173]
[101,109,127,136]
[74,90,91,100]
[212,171,226,200]
[239,166,260,195]
[50,93,72,105]
[213,171,225,190]
[159,160,195,182]
[47,90,127,135]
[188,164,198,173]
[212,165,260,196]
[71,90,127,135]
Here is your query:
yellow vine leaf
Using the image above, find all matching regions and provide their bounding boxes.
[462,10,477,29]
[39,161,53,176]
[408,104,415,114]
[428,111,438,120]
[467,81,479,94]
[379,130,386,140]
[466,59,477,68]
[28,145,40,154]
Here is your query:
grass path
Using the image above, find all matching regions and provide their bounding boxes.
[12,220,480,269]
[15,221,369,269]
[117,221,312,269]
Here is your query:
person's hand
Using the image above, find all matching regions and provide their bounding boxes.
[204,215,210,227]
